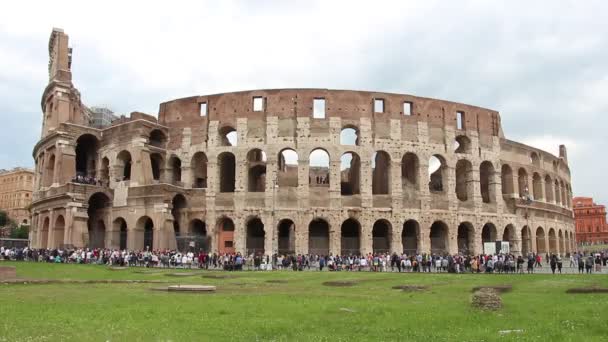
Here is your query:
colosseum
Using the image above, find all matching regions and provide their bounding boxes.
[29,28,576,256]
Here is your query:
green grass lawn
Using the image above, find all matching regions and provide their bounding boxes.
[1,262,607,341]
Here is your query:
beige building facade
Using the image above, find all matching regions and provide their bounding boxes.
[30,28,576,256]
[0,168,34,225]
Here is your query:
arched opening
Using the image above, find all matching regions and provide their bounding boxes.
[309,149,330,187]
[277,219,295,255]
[558,230,564,255]
[341,218,361,256]
[150,153,164,181]
[113,218,127,250]
[136,216,154,251]
[246,217,265,255]
[503,224,515,252]
[340,126,359,146]
[455,159,473,201]
[116,150,132,181]
[372,151,391,195]
[45,154,55,187]
[482,223,497,245]
[429,155,447,192]
[521,226,531,255]
[545,175,554,203]
[457,222,474,255]
[402,220,419,255]
[532,173,542,201]
[219,126,237,146]
[340,152,360,195]
[218,152,236,192]
[479,161,495,203]
[53,215,65,248]
[87,192,110,249]
[149,129,167,148]
[401,153,419,199]
[308,219,329,256]
[247,149,267,192]
[517,168,528,198]
[40,217,49,248]
[185,219,209,252]
[169,156,182,184]
[191,152,208,188]
[75,134,99,178]
[536,227,546,254]
[171,194,187,238]
[190,219,207,236]
[530,152,540,167]
[454,135,471,154]
[430,221,448,254]
[372,220,391,254]
[548,228,557,254]
[501,164,514,196]
[217,217,235,254]
[100,157,110,185]
[277,149,298,187]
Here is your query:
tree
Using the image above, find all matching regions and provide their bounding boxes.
[0,210,8,227]
[10,225,29,239]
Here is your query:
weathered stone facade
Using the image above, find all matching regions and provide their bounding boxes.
[30,28,576,256]
[0,167,34,226]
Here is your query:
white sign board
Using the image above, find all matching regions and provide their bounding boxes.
[483,241,511,255]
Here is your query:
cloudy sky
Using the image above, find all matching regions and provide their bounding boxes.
[1,1,606,204]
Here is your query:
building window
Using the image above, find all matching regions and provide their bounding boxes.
[456,111,465,130]
[403,102,412,115]
[253,97,264,111]
[313,98,326,119]
[199,102,207,117]
[374,99,384,113]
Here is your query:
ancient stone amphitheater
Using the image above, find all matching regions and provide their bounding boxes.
[30,29,575,256]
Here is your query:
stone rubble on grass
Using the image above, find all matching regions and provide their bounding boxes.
[471,288,502,311]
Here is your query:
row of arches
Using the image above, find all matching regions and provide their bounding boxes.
[501,164,573,208]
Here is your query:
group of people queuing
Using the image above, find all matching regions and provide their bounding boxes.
[71,174,104,186]
[1,246,606,275]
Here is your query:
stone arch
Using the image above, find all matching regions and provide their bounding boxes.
[53,215,65,248]
[149,129,167,148]
[247,149,267,192]
[150,153,165,181]
[560,180,567,207]
[75,134,99,178]
[503,224,516,253]
[45,154,56,187]
[88,192,110,249]
[455,159,473,201]
[340,126,359,146]
[171,194,187,236]
[457,222,475,255]
[521,226,532,255]
[454,135,471,154]
[191,152,208,188]
[308,218,330,256]
[113,217,128,250]
[216,217,235,254]
[479,161,496,203]
[309,148,330,187]
[530,152,540,167]
[277,219,296,255]
[402,220,419,255]
[501,164,514,196]
[544,175,554,203]
[136,216,154,251]
[372,151,391,195]
[277,148,298,187]
[340,152,361,195]
[246,217,265,255]
[429,154,447,193]
[372,219,391,254]
[535,227,546,254]
[40,217,50,248]
[219,126,237,146]
[218,152,236,192]
[116,150,132,181]
[402,152,419,198]
[168,155,182,184]
[429,221,449,254]
[548,228,557,254]
[341,218,361,256]
[187,219,209,252]
[532,172,542,201]
[517,168,528,198]
[481,222,497,246]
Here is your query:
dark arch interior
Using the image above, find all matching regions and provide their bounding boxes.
[429,221,448,254]
[75,134,98,178]
[402,220,418,254]
[219,153,236,192]
[341,218,360,256]
[308,219,329,256]
[457,223,474,255]
[278,219,295,255]
[246,218,265,255]
[372,220,390,254]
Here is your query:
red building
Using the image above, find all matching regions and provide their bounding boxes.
[573,197,608,244]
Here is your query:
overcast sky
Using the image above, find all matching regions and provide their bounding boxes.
[1,1,606,204]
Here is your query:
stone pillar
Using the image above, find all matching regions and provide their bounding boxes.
[417,155,430,211]
[56,142,76,185]
[263,213,274,256]
[265,155,278,209]
[329,217,341,256]
[360,216,372,255]
[234,216,246,255]
[390,220,401,254]
[391,159,402,210]
[297,155,309,208]
[360,157,373,208]
[295,217,308,255]
[181,162,192,189]
[471,161,482,211]
[329,158,341,208]
[419,221,431,254]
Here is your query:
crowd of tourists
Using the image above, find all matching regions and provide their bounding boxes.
[71,174,103,186]
[1,246,606,274]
